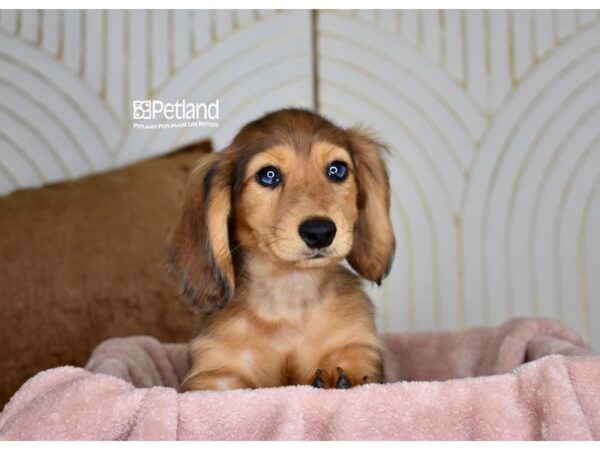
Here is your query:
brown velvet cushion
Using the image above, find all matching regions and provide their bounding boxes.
[0,142,211,408]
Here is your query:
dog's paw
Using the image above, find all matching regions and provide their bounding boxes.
[311,367,369,389]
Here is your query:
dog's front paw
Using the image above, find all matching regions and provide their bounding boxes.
[311,366,367,389]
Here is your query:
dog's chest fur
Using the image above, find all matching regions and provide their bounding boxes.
[246,269,325,325]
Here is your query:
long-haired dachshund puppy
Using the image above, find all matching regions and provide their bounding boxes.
[168,108,395,391]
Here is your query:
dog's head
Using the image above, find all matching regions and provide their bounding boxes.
[168,108,395,312]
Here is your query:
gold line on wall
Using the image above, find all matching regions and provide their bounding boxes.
[168,10,174,75]
[417,10,424,51]
[529,9,537,64]
[455,215,466,327]
[484,10,492,114]
[147,10,152,98]
[56,9,64,60]
[15,9,20,36]
[189,10,195,57]
[439,10,446,67]
[460,10,467,89]
[78,10,84,77]
[35,9,41,45]
[123,9,130,132]
[508,10,516,86]
[100,10,108,101]
[579,180,598,344]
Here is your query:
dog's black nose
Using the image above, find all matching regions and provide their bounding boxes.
[298,218,337,249]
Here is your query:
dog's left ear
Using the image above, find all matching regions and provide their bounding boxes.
[346,128,395,284]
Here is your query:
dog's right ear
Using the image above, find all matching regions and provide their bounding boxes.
[167,151,235,313]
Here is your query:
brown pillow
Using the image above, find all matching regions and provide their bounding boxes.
[0,141,211,408]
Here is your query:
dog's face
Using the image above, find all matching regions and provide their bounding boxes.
[168,109,395,312]
[236,141,358,269]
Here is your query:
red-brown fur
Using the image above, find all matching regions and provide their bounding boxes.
[167,108,395,390]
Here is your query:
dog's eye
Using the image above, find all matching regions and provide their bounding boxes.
[256,166,282,188]
[327,161,348,183]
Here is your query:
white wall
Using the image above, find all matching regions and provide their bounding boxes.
[1,9,599,350]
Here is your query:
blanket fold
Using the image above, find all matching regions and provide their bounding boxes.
[0,317,598,440]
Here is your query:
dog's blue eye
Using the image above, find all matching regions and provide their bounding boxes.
[327,161,348,182]
[256,166,281,188]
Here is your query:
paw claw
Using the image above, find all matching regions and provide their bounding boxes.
[335,367,352,389]
[312,369,325,389]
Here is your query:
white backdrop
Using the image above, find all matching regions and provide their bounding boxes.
[1,10,599,350]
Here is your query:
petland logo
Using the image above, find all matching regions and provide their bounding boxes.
[132,99,220,130]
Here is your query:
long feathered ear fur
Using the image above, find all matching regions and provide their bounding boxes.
[346,127,396,285]
[167,151,235,313]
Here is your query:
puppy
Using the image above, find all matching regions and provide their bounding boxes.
[167,108,395,391]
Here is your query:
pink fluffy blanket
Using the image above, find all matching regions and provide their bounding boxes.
[0,317,598,440]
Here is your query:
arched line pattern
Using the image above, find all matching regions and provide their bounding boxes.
[325,10,489,120]
[116,19,311,163]
[0,53,100,169]
[149,10,282,96]
[454,215,466,327]
[143,52,309,157]
[320,82,445,328]
[149,13,309,108]
[0,31,121,152]
[490,54,600,317]
[0,128,40,186]
[0,103,53,183]
[319,34,475,175]
[528,96,600,319]
[321,52,466,205]
[320,100,417,331]
[318,13,487,141]
[0,67,94,174]
[505,71,600,316]
[460,23,600,214]
[554,133,600,339]
[0,153,19,191]
[392,191,417,329]
[507,11,600,86]
[161,49,308,153]
[322,76,455,222]
[474,38,600,322]
[579,179,599,343]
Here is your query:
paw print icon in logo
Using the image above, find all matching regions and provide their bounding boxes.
[133,101,152,120]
